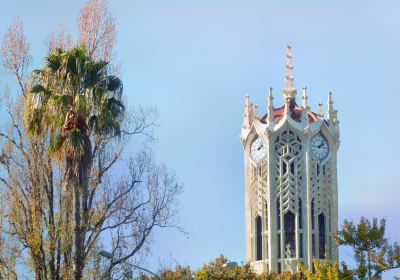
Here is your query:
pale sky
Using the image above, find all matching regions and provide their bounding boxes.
[1,0,400,277]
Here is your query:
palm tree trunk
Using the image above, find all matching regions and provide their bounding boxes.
[72,136,92,280]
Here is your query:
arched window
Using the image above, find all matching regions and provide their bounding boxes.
[284,212,295,258]
[256,215,262,261]
[318,214,326,259]
[265,200,268,231]
[299,198,303,229]
[277,199,281,230]
[311,199,315,230]
[299,198,303,258]
[311,199,316,257]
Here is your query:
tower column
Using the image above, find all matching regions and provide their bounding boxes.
[305,148,313,269]
[267,131,278,273]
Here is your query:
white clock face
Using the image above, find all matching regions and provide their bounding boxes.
[311,134,329,161]
[250,137,266,163]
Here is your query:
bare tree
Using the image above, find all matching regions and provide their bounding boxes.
[0,17,30,97]
[47,24,73,52]
[99,151,183,279]
[78,0,116,61]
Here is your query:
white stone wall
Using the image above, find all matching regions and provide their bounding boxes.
[241,95,340,273]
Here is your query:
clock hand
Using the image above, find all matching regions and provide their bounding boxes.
[317,141,326,148]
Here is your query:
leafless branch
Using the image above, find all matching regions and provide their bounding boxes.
[0,17,30,97]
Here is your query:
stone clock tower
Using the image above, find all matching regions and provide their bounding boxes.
[240,46,340,274]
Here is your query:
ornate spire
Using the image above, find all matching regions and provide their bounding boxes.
[242,95,252,129]
[253,104,259,120]
[334,110,339,125]
[301,86,308,109]
[283,44,297,100]
[318,102,323,118]
[301,87,309,124]
[267,86,275,125]
[327,91,334,125]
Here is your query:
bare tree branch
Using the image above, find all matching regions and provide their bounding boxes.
[0,17,30,97]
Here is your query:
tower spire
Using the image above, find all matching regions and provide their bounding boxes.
[301,87,309,124]
[327,91,334,125]
[301,86,308,109]
[267,86,275,125]
[283,44,297,100]
[318,102,323,118]
[242,95,252,130]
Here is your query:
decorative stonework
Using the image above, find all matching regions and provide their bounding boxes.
[274,130,302,215]
[241,46,340,274]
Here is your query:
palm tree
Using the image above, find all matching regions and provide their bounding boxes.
[25,45,124,279]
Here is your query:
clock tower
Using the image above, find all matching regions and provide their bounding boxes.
[240,46,340,273]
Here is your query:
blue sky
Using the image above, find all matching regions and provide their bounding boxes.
[1,0,400,277]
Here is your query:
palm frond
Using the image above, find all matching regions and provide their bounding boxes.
[48,134,67,156]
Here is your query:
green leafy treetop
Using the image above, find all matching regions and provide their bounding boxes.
[336,217,400,279]
[26,45,124,159]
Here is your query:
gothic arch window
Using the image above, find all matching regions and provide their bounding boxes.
[328,201,331,232]
[284,211,295,258]
[311,198,315,230]
[318,213,326,259]
[282,161,288,175]
[311,198,316,257]
[264,200,269,231]
[299,198,303,229]
[328,201,332,259]
[277,199,281,230]
[256,215,262,261]
[290,161,295,174]
[298,198,303,258]
[277,234,281,258]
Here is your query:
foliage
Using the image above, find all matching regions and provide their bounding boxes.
[336,217,400,279]
[194,255,258,280]
[0,1,181,280]
[298,260,350,280]
[140,255,351,280]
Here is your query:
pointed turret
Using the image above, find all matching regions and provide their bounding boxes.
[282,45,297,100]
[301,86,308,109]
[267,86,275,125]
[334,110,339,125]
[242,95,252,130]
[301,87,309,124]
[327,91,334,125]
[318,102,323,118]
[253,104,259,120]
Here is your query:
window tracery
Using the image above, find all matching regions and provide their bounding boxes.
[274,130,303,214]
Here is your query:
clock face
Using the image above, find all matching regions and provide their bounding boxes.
[250,137,266,163]
[311,134,329,161]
